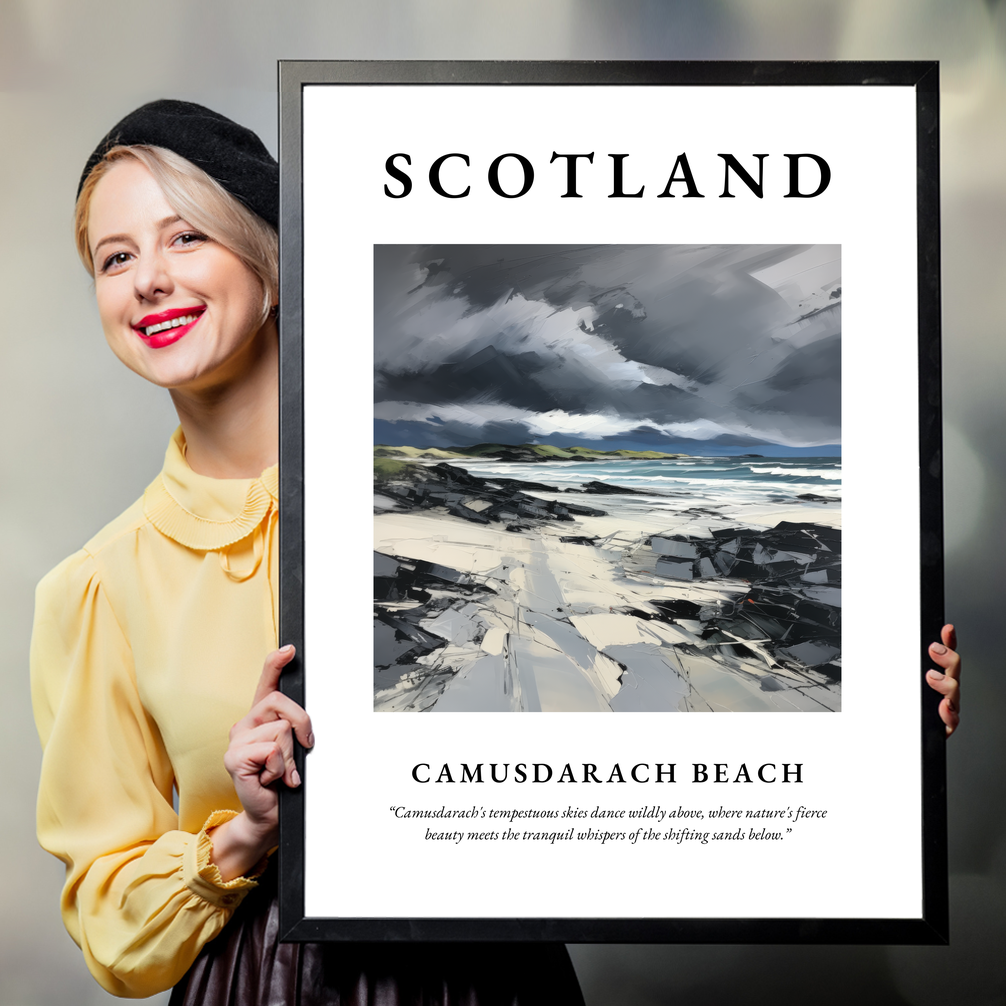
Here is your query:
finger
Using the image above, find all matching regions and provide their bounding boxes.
[230,697,313,752]
[926,671,961,737]
[928,641,961,681]
[941,624,957,652]
[939,697,960,737]
[926,669,960,706]
[233,720,301,788]
[245,690,314,749]
[224,739,287,786]
[252,645,296,707]
[258,742,287,787]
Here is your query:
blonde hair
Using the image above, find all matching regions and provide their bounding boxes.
[75,145,278,322]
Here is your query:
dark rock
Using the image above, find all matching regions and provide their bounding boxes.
[517,503,551,519]
[447,502,492,524]
[560,501,608,517]
[580,480,651,495]
[656,556,694,580]
[490,477,560,492]
[377,462,607,527]
[373,552,498,692]
[640,522,842,683]
[652,598,703,620]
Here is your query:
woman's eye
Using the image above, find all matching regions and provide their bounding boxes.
[101,251,132,273]
[173,231,208,248]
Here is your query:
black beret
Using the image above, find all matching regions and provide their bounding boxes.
[78,99,278,228]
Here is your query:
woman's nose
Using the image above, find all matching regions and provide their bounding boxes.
[133,249,173,302]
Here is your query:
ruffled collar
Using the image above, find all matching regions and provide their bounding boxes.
[143,428,278,551]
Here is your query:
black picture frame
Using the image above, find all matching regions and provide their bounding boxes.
[277,60,945,944]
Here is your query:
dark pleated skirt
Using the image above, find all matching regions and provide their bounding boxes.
[169,869,584,1006]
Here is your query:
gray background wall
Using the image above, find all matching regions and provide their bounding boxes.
[1,2,1002,1003]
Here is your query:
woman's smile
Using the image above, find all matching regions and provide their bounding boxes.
[133,305,207,347]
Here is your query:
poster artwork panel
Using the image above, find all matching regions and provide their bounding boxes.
[373,243,841,713]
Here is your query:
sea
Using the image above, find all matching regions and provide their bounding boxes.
[451,456,842,511]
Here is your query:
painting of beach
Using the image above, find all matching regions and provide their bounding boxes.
[373,244,841,712]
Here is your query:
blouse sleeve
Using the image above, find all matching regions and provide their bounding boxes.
[31,549,262,998]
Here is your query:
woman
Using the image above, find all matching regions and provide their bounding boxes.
[31,100,585,1003]
[32,99,962,1003]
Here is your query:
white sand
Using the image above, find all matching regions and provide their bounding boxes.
[374,491,841,714]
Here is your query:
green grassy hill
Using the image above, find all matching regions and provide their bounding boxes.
[374,445,469,460]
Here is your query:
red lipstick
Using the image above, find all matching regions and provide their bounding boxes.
[132,306,205,349]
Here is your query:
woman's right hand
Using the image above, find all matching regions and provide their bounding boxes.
[209,645,314,881]
[926,624,961,737]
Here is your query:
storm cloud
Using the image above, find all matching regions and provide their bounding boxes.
[374,244,840,450]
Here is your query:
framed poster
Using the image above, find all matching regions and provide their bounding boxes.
[277,61,946,943]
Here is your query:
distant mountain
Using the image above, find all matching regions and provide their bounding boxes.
[374,443,690,463]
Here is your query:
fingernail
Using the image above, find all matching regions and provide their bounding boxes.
[928,670,944,680]
[931,643,947,655]
[292,768,301,787]
[280,644,295,654]
[307,732,315,748]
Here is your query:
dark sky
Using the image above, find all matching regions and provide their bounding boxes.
[374,244,841,450]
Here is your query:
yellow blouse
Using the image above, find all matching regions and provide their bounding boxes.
[31,428,279,998]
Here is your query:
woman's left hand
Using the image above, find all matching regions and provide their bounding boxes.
[926,624,960,737]
[209,645,313,881]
